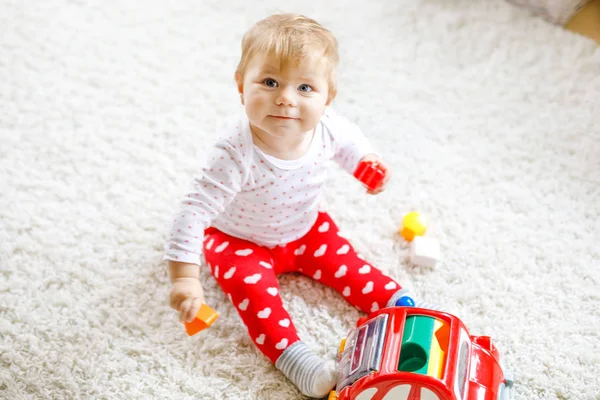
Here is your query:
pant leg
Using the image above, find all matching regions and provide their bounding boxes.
[203,228,301,363]
[288,212,402,314]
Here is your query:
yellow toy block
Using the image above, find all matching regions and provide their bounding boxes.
[400,211,428,241]
[185,304,219,336]
[427,320,449,379]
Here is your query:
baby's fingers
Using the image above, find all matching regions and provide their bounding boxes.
[178,297,194,322]
[169,290,190,311]
[179,297,203,323]
[367,186,385,195]
[183,297,203,323]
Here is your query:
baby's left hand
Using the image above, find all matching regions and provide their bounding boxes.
[359,154,392,195]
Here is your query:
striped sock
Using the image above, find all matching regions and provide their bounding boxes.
[386,288,447,312]
[275,341,337,398]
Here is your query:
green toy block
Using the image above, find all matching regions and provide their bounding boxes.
[398,316,436,374]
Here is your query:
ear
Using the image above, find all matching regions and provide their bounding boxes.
[235,73,244,105]
[326,89,336,106]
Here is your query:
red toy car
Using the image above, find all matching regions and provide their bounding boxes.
[329,306,513,400]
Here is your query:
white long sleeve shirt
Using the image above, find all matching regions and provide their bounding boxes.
[164,108,376,265]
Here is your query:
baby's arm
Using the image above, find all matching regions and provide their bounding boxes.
[326,111,391,193]
[326,110,378,175]
[165,140,246,322]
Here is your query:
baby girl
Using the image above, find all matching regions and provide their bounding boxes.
[165,13,435,398]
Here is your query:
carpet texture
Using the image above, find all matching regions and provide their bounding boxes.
[1,0,599,399]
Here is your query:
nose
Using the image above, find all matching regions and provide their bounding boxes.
[275,86,297,107]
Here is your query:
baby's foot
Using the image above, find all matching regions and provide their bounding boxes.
[312,360,337,397]
[275,341,337,398]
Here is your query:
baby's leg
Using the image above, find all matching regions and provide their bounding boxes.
[203,229,336,398]
[291,212,438,312]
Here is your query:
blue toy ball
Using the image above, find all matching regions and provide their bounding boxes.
[395,296,415,307]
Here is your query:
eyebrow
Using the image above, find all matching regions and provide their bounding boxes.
[260,65,280,74]
[258,66,319,82]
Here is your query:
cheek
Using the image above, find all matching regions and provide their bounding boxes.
[245,92,269,116]
[301,101,326,122]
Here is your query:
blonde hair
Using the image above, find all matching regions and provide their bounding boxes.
[235,13,339,101]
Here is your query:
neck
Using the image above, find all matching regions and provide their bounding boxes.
[251,125,315,160]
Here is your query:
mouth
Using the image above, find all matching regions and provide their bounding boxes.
[270,115,298,120]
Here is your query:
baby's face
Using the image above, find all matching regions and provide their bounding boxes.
[239,52,330,141]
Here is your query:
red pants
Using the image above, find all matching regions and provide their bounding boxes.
[203,211,402,363]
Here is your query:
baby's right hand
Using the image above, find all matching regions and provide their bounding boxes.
[169,277,205,323]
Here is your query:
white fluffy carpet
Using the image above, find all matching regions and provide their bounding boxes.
[1,1,599,399]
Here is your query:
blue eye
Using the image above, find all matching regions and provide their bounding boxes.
[298,84,313,92]
[264,78,278,87]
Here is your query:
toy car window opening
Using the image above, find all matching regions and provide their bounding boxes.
[420,386,441,399]
[380,384,410,399]
[337,314,388,392]
[350,325,367,374]
[453,329,470,400]
[370,384,442,400]
[397,316,450,380]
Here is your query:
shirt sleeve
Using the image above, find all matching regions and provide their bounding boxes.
[326,110,378,175]
[164,140,246,265]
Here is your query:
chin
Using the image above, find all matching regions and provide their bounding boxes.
[267,128,300,138]
[262,122,301,136]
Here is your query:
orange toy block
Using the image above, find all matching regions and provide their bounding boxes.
[185,304,219,336]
